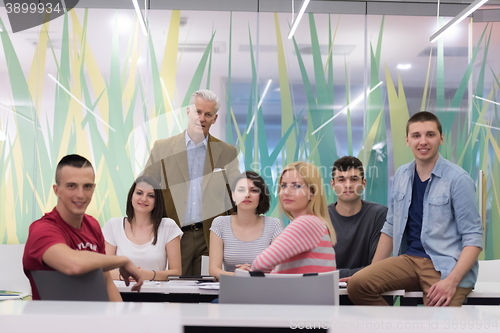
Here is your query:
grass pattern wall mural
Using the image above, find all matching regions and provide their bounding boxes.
[0,9,498,260]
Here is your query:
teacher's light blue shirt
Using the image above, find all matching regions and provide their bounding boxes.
[381,155,483,288]
[184,131,208,226]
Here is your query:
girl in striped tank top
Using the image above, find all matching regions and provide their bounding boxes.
[251,162,337,274]
[209,171,283,279]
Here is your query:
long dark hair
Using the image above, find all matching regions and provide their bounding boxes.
[125,175,165,245]
[231,171,271,215]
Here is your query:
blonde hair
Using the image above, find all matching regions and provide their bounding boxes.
[278,161,336,245]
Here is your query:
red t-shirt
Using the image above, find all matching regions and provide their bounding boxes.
[23,207,105,300]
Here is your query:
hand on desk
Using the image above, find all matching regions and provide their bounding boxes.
[110,266,144,286]
[137,267,153,281]
[339,276,352,283]
[235,263,251,271]
[119,262,143,292]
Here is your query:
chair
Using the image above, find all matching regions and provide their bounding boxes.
[477,260,500,282]
[219,270,339,305]
[31,268,109,301]
[201,255,210,275]
[0,244,31,299]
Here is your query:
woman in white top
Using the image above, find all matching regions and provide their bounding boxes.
[209,171,283,279]
[103,176,182,281]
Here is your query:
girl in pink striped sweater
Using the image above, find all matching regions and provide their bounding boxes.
[251,162,337,274]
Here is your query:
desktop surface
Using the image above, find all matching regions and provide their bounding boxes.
[2,301,500,332]
[0,300,182,333]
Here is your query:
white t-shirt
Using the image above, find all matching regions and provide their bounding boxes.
[210,216,283,272]
[102,217,183,271]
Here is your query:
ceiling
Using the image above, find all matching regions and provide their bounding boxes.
[0,0,498,112]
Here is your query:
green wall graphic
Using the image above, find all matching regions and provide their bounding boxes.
[0,9,498,260]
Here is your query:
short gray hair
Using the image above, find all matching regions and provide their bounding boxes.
[189,89,220,113]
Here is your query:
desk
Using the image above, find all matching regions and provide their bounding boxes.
[0,291,30,301]
[116,281,403,304]
[2,301,500,333]
[0,295,23,300]
[0,300,182,333]
[115,281,218,302]
[401,282,500,306]
[339,288,404,297]
[179,303,500,333]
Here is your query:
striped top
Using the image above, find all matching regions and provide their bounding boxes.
[251,215,336,274]
[210,216,283,272]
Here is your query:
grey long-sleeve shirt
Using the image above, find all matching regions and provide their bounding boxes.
[328,200,388,278]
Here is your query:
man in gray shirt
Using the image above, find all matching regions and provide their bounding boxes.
[328,156,388,279]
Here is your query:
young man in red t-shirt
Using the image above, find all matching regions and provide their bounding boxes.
[23,154,143,300]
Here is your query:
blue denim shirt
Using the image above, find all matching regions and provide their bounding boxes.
[380,155,483,288]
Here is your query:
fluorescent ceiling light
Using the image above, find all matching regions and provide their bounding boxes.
[132,0,148,36]
[247,79,272,134]
[114,15,133,33]
[430,0,488,42]
[475,123,500,132]
[311,81,383,135]
[0,103,39,126]
[288,0,310,39]
[257,79,273,110]
[474,95,500,107]
[48,74,116,132]
[397,64,412,70]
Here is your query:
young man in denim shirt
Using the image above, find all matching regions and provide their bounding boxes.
[347,112,483,306]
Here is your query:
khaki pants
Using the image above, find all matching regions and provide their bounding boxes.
[181,228,209,276]
[347,255,472,306]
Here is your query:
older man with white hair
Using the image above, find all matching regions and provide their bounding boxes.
[144,90,240,276]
